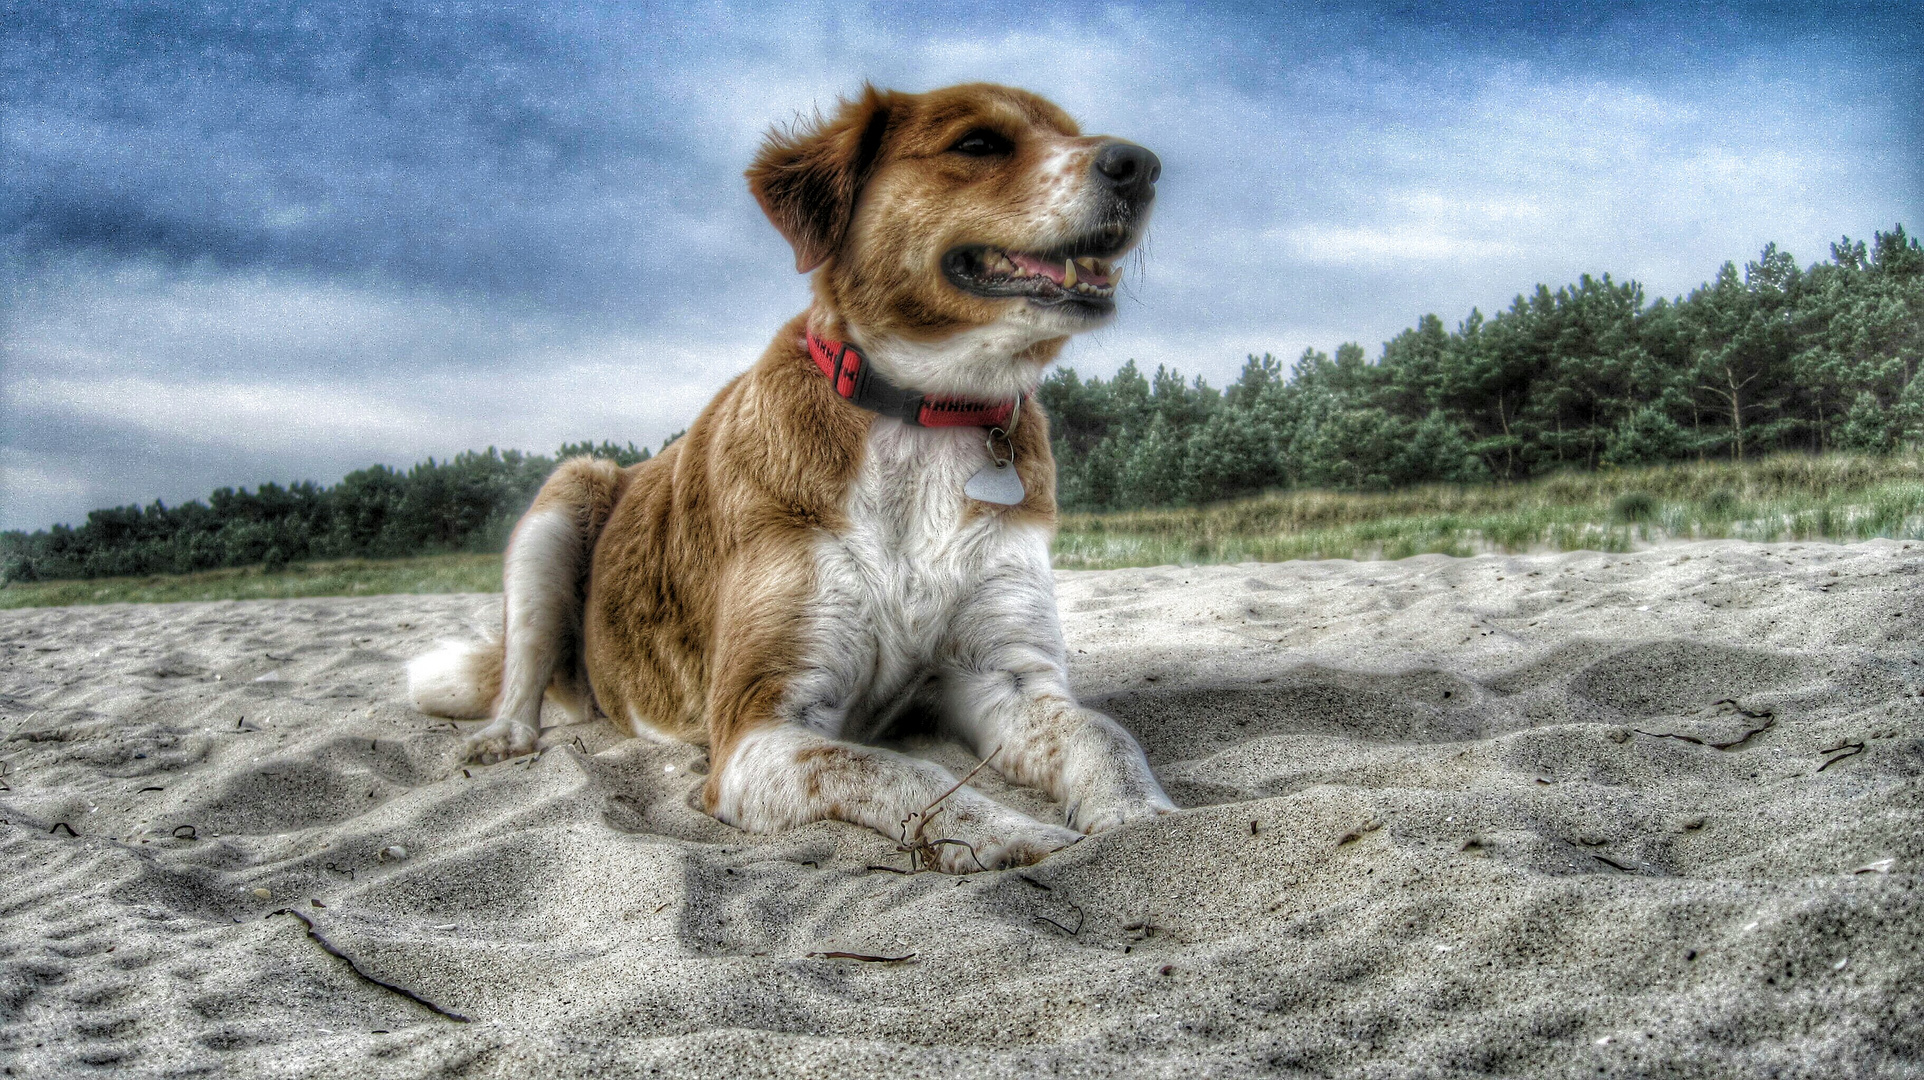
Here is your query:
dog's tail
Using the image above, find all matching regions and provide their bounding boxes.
[407,637,503,719]
[406,455,628,727]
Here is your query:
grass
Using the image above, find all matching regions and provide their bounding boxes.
[1053,452,1924,568]
[5,454,1922,607]
[0,552,502,610]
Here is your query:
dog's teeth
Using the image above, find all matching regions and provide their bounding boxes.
[1062,259,1076,287]
[1076,257,1096,271]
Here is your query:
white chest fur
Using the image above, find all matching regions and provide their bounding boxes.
[791,418,1057,740]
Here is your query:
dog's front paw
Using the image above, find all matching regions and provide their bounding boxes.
[931,818,1081,873]
[1065,791,1177,835]
[913,794,1081,873]
[464,720,538,764]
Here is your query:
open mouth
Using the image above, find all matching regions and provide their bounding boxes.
[942,242,1124,310]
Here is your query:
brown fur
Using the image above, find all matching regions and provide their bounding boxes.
[516,456,628,718]
[582,85,1103,782]
[407,81,1164,862]
[582,315,871,750]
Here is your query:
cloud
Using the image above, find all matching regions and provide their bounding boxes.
[3,1,1920,529]
[2,262,759,529]
[1279,225,1522,267]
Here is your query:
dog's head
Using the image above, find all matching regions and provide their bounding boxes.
[748,83,1158,383]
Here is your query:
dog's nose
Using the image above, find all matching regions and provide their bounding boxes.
[1093,142,1161,197]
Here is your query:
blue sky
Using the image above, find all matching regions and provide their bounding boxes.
[3,1,1919,531]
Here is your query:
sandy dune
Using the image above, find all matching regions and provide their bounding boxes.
[2,540,1920,1078]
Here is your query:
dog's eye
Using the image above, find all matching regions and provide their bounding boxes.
[949,129,1013,157]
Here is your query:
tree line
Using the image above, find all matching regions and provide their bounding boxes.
[3,226,1918,582]
[1041,226,1922,508]
[0,441,656,583]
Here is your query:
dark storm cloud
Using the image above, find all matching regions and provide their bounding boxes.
[7,2,1918,315]
[2,2,712,314]
[3,2,1920,530]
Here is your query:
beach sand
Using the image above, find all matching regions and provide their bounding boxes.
[2,540,1919,1077]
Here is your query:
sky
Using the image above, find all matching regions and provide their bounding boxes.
[3,1,1919,531]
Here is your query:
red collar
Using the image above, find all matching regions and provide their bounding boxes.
[805,331,1019,430]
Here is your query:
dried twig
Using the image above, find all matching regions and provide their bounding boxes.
[269,909,470,1022]
[1709,716,1775,750]
[918,749,1000,821]
[892,747,1001,873]
[1818,742,1865,771]
[807,951,916,963]
[1633,728,1705,746]
[1637,702,1775,750]
[1034,901,1085,937]
[1592,854,1634,872]
[49,822,77,836]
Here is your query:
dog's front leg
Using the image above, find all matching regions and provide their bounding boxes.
[943,563,1177,834]
[704,724,1079,872]
[697,545,1078,872]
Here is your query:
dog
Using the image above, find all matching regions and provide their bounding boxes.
[407,82,1174,871]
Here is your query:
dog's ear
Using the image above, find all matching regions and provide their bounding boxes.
[747,85,894,273]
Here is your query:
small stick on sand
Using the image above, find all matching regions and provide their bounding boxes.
[1636,711,1775,751]
[1633,728,1705,746]
[1034,901,1085,937]
[1709,716,1775,750]
[1817,742,1865,771]
[807,951,916,963]
[892,747,1001,873]
[269,908,471,1023]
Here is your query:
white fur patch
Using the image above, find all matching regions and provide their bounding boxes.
[858,322,1061,401]
[628,704,677,743]
[751,414,1173,845]
[495,508,582,731]
[406,639,497,718]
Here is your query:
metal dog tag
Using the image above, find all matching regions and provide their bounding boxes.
[965,460,1026,505]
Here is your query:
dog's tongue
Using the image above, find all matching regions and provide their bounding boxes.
[1009,252,1067,284]
[1007,252,1112,287]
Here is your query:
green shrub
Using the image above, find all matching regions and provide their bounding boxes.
[1611,491,1659,523]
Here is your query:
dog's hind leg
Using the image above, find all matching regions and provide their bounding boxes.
[463,456,624,764]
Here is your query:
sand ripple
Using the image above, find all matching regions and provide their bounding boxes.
[2,540,1920,1077]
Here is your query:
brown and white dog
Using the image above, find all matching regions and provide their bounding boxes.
[406,83,1174,871]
